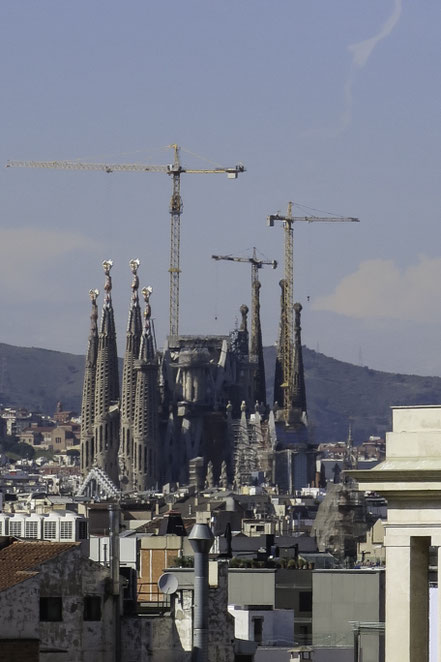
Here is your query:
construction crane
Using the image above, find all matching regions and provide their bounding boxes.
[211,247,277,326]
[7,144,245,337]
[212,248,277,406]
[267,202,359,423]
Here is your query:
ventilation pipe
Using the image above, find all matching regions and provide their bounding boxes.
[188,523,214,662]
[108,503,121,662]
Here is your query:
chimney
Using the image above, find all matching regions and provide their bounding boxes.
[188,523,214,662]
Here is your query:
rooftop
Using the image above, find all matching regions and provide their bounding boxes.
[0,540,78,592]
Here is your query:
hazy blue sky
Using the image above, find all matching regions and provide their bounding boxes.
[1,1,440,376]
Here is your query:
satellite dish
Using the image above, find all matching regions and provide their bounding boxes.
[158,572,179,595]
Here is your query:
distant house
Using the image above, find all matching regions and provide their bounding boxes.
[19,426,54,448]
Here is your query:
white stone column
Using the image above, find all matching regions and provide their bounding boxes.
[385,536,429,662]
[438,546,441,662]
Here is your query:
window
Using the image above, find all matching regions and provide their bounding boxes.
[44,521,57,540]
[25,521,38,539]
[55,437,62,444]
[40,597,62,622]
[253,617,263,644]
[60,521,72,540]
[78,520,88,540]
[299,591,312,612]
[84,596,101,621]
[9,521,22,537]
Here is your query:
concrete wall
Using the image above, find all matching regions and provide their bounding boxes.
[228,567,312,643]
[0,639,39,662]
[121,613,190,662]
[160,562,234,662]
[208,562,235,662]
[89,535,138,569]
[228,569,276,607]
[312,569,384,662]
[275,568,312,610]
[228,606,294,646]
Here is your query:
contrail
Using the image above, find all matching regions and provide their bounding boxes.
[348,0,403,68]
[340,0,403,131]
[302,0,403,138]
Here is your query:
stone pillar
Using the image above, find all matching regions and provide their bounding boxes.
[438,546,441,662]
[385,535,429,662]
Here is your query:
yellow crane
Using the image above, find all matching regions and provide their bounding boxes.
[7,144,245,338]
[267,202,359,424]
[211,247,277,325]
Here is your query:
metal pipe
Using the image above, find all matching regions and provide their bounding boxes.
[109,504,120,594]
[353,626,359,662]
[108,503,121,662]
[188,523,214,662]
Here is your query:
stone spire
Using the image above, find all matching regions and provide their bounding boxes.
[205,460,214,489]
[119,259,143,490]
[250,279,267,407]
[220,460,228,489]
[132,286,160,491]
[80,288,99,475]
[343,421,357,471]
[93,260,120,484]
[291,303,307,423]
[273,279,286,410]
[240,304,248,333]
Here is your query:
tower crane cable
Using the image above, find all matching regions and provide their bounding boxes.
[6,144,245,338]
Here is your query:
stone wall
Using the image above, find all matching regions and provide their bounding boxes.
[0,546,115,662]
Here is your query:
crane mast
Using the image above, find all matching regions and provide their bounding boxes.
[7,145,245,337]
[268,203,359,424]
[169,145,183,338]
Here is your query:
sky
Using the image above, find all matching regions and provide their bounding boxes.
[1,1,440,377]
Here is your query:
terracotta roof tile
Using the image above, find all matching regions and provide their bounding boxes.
[0,541,79,592]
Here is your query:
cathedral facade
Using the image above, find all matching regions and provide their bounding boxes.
[80,259,315,494]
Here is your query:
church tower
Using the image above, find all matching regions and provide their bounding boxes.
[119,259,142,490]
[80,288,99,475]
[291,302,307,424]
[250,279,267,407]
[132,286,159,491]
[273,279,286,413]
[92,260,120,484]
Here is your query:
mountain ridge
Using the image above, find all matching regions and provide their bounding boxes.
[0,341,439,443]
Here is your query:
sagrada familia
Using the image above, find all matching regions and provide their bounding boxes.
[79,259,316,495]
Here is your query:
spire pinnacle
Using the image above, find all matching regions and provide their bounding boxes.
[250,278,266,407]
[138,286,156,361]
[125,259,142,335]
[102,259,113,304]
[88,289,99,331]
[129,258,140,300]
[142,286,153,332]
[291,301,307,421]
[240,304,249,332]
